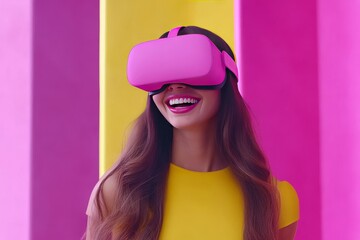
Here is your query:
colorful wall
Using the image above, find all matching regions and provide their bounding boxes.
[318,0,360,239]
[1,0,359,239]
[239,1,321,238]
[0,0,99,239]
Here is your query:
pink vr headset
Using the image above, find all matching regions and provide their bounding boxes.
[127,27,239,95]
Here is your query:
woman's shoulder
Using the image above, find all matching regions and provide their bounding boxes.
[86,169,119,216]
[275,179,300,228]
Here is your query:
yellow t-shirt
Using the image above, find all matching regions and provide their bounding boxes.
[159,163,299,240]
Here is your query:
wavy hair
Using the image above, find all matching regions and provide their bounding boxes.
[88,26,279,240]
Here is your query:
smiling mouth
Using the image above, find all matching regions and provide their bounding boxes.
[165,97,200,114]
[167,97,199,108]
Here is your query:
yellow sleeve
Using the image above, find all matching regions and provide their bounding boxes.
[277,181,300,228]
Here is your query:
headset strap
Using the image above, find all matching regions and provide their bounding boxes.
[168,26,182,37]
[168,26,239,79]
[222,51,239,79]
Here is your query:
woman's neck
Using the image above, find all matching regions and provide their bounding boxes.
[171,125,227,172]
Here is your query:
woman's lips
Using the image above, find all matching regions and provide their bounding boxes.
[168,102,199,114]
[165,95,201,114]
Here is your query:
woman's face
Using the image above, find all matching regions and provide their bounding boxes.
[152,84,220,130]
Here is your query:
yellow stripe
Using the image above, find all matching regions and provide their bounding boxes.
[100,0,235,175]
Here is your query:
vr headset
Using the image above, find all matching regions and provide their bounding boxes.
[127,27,239,95]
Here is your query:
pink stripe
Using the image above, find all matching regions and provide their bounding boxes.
[234,0,242,94]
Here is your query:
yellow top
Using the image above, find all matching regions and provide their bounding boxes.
[159,163,299,240]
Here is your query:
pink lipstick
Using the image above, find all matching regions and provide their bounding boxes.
[166,95,200,114]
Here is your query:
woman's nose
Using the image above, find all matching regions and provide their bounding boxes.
[167,83,186,91]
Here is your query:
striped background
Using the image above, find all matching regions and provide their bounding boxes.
[1,0,359,239]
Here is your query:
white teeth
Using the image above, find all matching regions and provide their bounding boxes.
[169,97,199,106]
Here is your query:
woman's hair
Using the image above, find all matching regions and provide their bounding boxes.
[89,26,279,240]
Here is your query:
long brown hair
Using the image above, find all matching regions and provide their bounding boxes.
[89,26,279,240]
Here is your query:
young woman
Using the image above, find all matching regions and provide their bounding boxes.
[85,26,299,240]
